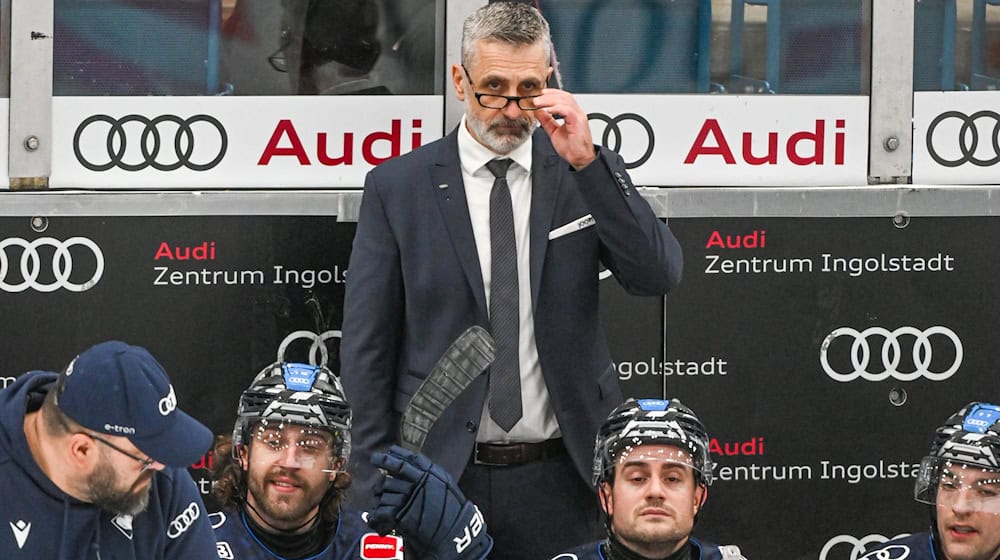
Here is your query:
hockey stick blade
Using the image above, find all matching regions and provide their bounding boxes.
[400,325,495,452]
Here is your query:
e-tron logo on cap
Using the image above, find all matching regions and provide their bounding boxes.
[0,237,104,293]
[73,114,228,172]
[820,326,962,382]
[925,110,1000,168]
[587,112,654,169]
[819,534,911,560]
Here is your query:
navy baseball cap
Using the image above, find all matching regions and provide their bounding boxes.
[54,341,212,468]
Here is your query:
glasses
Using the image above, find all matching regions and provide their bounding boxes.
[85,433,157,474]
[462,65,540,111]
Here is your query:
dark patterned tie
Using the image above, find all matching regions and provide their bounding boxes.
[486,158,522,431]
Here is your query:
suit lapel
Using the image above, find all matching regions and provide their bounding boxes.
[529,131,561,308]
[430,130,488,317]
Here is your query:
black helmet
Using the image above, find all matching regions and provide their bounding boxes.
[593,398,714,488]
[914,401,1000,512]
[231,362,352,461]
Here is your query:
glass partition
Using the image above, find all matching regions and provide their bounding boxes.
[539,0,872,94]
[50,0,442,96]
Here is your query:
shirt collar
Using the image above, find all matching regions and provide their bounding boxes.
[457,114,533,177]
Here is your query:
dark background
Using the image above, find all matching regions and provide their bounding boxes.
[0,214,988,559]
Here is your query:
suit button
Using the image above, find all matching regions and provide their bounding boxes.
[466,421,477,432]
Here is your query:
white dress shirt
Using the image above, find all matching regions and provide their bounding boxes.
[456,116,560,444]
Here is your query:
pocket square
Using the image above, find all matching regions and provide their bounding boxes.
[548,214,595,240]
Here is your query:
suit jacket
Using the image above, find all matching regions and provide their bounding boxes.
[340,126,682,509]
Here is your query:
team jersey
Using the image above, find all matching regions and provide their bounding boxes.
[550,537,748,560]
[0,371,218,559]
[212,509,408,560]
[858,533,936,560]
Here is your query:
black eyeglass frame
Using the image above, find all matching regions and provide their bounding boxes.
[84,432,157,473]
[462,65,542,111]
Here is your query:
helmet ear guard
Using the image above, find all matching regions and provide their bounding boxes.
[231,362,352,464]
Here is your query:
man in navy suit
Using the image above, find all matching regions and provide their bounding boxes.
[340,3,683,558]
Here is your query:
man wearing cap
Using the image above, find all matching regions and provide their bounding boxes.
[551,398,746,560]
[0,340,217,558]
[859,401,1000,560]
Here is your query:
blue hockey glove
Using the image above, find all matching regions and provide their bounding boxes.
[370,445,492,560]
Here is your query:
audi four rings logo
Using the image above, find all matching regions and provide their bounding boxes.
[0,237,104,293]
[819,534,910,560]
[926,110,1000,167]
[73,114,228,172]
[277,330,342,368]
[166,502,200,539]
[587,113,654,169]
[820,326,962,382]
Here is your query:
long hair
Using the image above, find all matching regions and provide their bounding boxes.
[211,433,352,524]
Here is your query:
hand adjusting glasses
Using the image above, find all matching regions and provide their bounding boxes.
[463,65,540,111]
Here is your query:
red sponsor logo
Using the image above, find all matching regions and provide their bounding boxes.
[684,119,846,166]
[361,533,403,560]
[154,241,216,261]
[258,119,423,167]
[710,437,765,456]
[705,230,766,249]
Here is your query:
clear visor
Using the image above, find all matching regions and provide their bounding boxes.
[613,445,710,485]
[248,420,345,473]
[914,456,1000,514]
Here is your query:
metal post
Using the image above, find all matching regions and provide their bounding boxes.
[868,0,914,183]
[8,0,53,189]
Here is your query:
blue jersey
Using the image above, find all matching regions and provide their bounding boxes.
[212,508,408,560]
[0,371,218,559]
[859,533,936,560]
[551,537,748,560]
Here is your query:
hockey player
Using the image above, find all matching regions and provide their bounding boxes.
[551,398,746,560]
[860,401,1000,560]
[212,360,492,560]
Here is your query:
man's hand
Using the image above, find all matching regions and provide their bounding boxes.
[533,88,597,170]
[369,445,493,560]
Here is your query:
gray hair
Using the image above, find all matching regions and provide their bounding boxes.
[461,2,553,69]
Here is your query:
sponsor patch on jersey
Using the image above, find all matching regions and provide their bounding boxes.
[360,532,403,559]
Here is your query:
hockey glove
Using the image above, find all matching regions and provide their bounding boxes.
[370,445,492,560]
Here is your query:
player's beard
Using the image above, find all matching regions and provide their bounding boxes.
[466,110,536,155]
[88,459,153,516]
[247,466,327,530]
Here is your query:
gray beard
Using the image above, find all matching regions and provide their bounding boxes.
[88,460,151,516]
[466,112,536,154]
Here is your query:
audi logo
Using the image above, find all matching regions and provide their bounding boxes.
[819,534,910,560]
[858,547,910,560]
[0,237,104,293]
[166,502,200,539]
[587,112,654,169]
[277,330,341,368]
[73,114,228,172]
[925,110,1000,167]
[820,326,962,382]
[208,512,226,530]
